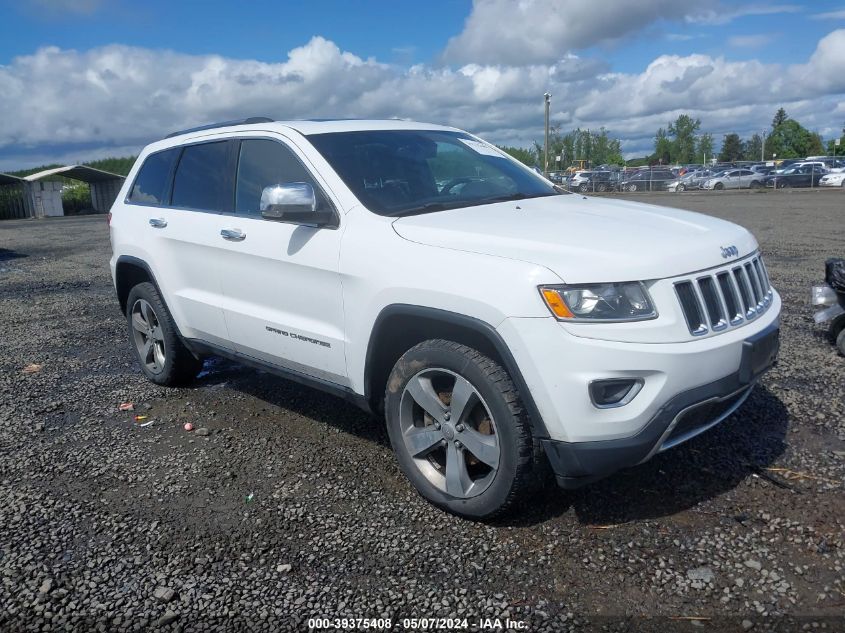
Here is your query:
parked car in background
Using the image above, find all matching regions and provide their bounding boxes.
[568,170,614,192]
[617,169,675,191]
[701,169,763,190]
[667,169,712,192]
[807,156,845,172]
[763,165,828,188]
[773,159,801,173]
[819,172,845,187]
[751,165,776,176]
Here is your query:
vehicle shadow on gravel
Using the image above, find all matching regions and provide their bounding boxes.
[195,357,391,446]
[501,385,790,528]
[0,247,28,261]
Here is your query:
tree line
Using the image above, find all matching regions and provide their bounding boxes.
[652,108,843,165]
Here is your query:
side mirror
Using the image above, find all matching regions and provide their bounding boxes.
[260,182,334,226]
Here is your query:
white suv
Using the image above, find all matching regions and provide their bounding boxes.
[109,118,781,519]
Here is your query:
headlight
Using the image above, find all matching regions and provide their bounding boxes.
[539,282,657,322]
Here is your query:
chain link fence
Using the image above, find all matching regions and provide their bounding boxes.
[547,158,845,194]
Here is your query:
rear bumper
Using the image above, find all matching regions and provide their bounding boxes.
[543,322,779,488]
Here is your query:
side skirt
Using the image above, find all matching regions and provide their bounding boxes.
[183,338,373,415]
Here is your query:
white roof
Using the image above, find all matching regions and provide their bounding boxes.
[24,165,125,183]
[0,173,25,185]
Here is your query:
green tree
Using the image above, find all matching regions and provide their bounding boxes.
[744,133,763,161]
[696,133,714,164]
[497,145,537,167]
[772,108,788,129]
[718,133,743,162]
[539,125,625,169]
[653,128,672,164]
[667,114,701,164]
[767,120,823,158]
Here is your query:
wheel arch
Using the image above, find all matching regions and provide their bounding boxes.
[363,304,550,439]
[115,255,160,315]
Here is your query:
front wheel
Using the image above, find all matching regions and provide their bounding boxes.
[126,282,202,386]
[677,184,686,192]
[578,183,589,193]
[714,182,725,190]
[384,339,541,520]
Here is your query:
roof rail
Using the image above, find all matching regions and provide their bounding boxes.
[165,117,274,139]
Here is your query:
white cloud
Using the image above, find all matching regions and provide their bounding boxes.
[442,0,801,65]
[2,30,844,168]
[443,0,690,65]
[686,4,802,26]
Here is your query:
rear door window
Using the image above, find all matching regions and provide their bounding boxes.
[128,148,179,205]
[171,141,236,212]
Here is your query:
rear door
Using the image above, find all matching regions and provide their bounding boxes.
[214,135,348,387]
[125,142,235,346]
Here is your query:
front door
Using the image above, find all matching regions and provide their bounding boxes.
[214,136,348,387]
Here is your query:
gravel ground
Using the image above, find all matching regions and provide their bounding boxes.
[1,189,843,632]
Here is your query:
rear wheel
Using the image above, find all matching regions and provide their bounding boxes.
[126,282,202,386]
[750,180,762,189]
[778,180,791,189]
[627,184,638,192]
[384,339,542,519]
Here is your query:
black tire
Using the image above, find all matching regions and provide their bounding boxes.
[778,181,791,189]
[578,183,589,193]
[597,183,608,192]
[384,339,543,520]
[677,184,686,192]
[837,328,845,357]
[126,282,202,386]
[714,182,724,190]
[750,180,762,189]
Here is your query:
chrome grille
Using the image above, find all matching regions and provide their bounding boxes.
[675,254,773,336]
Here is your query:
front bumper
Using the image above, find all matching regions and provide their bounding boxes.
[540,322,779,488]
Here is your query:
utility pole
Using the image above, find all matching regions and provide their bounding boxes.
[761,130,765,162]
[544,93,551,177]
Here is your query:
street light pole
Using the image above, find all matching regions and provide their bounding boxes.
[544,93,551,177]
[761,130,765,162]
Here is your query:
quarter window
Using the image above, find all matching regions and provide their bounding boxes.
[235,139,325,215]
[128,148,179,205]
[172,141,235,212]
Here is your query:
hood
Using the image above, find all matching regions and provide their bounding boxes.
[392,195,757,283]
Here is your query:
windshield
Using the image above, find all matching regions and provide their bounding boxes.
[307,130,560,216]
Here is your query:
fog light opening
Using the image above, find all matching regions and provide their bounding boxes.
[589,378,644,409]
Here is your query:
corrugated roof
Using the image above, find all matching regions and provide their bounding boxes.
[24,165,125,183]
[0,173,25,185]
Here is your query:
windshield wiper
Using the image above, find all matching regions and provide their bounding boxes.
[385,201,458,217]
[474,191,557,205]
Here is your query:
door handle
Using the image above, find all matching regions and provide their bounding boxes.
[149,218,167,228]
[220,228,246,241]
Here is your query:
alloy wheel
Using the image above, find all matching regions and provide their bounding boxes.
[131,298,166,374]
[398,368,499,498]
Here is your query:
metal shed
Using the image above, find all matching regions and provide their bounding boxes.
[23,165,125,216]
[0,173,30,220]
